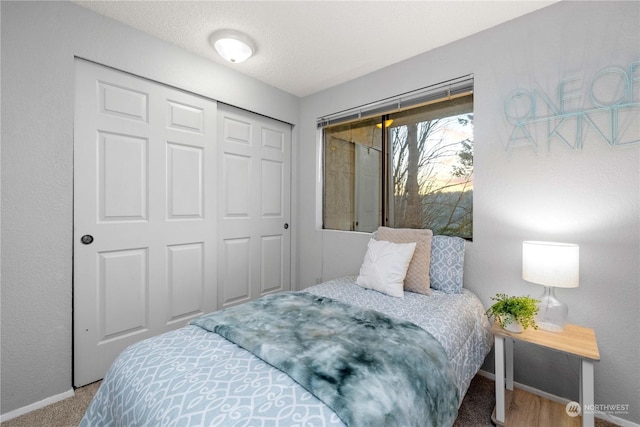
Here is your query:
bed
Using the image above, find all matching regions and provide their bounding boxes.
[80,231,492,427]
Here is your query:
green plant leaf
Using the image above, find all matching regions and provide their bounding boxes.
[485,293,540,330]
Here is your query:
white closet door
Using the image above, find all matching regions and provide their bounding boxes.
[73,60,217,387]
[217,104,291,308]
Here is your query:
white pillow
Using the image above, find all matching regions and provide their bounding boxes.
[356,239,417,298]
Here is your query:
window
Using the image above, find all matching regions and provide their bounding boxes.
[321,77,473,239]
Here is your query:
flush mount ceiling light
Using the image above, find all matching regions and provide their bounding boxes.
[209,29,256,63]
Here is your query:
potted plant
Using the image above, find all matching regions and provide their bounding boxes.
[486,293,539,333]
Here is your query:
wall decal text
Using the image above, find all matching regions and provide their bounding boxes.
[505,62,640,151]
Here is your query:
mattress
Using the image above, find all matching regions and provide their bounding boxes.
[80,276,492,427]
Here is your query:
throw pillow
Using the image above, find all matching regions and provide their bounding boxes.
[430,235,465,293]
[376,226,433,295]
[356,239,417,298]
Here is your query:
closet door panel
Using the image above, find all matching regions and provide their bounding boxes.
[74,60,217,387]
[218,104,292,308]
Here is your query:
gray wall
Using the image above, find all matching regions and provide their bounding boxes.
[1,1,299,415]
[298,1,639,424]
[2,1,639,425]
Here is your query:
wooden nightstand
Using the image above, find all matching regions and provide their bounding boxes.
[491,322,600,427]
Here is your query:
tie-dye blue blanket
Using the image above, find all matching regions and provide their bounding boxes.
[191,292,460,427]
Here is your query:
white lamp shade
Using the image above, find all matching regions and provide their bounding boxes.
[522,241,579,288]
[209,30,256,63]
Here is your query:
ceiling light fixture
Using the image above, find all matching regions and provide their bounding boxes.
[209,29,256,64]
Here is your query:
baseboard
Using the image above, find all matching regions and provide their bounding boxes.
[477,370,639,427]
[0,388,75,423]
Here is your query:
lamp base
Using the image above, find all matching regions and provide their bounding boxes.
[536,287,568,332]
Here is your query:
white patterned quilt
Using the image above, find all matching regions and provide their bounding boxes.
[80,277,492,427]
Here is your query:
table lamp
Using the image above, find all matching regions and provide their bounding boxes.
[522,241,579,332]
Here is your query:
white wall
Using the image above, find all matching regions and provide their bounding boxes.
[298,1,639,424]
[0,1,299,415]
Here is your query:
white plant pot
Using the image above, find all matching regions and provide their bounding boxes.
[501,315,524,333]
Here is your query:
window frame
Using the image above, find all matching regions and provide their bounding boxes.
[319,76,474,238]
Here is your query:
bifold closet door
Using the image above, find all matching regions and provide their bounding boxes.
[217,104,292,308]
[73,60,217,387]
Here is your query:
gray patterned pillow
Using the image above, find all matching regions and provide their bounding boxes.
[430,236,465,293]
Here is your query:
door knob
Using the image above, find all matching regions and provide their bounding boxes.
[284,223,289,230]
[81,235,94,245]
